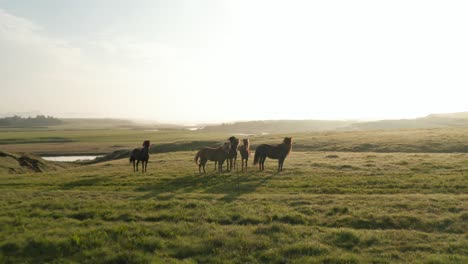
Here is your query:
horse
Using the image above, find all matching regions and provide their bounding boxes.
[226,136,240,172]
[130,140,150,172]
[194,142,231,174]
[238,138,250,171]
[253,137,292,172]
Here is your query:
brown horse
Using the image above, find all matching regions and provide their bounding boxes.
[238,138,250,171]
[253,137,292,172]
[130,140,150,172]
[195,142,231,174]
[226,136,240,172]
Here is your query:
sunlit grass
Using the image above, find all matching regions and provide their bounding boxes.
[1,150,467,263]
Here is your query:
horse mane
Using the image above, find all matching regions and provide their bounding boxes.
[142,140,150,148]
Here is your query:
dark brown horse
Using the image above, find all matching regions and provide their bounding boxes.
[253,137,292,172]
[238,138,250,171]
[195,142,231,174]
[226,136,240,172]
[130,140,150,172]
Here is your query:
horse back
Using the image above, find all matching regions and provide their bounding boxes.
[257,144,289,160]
[198,147,219,161]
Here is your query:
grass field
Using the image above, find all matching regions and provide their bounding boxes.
[2,127,468,155]
[1,144,467,263]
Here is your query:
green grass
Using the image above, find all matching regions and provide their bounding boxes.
[2,127,468,155]
[1,150,467,263]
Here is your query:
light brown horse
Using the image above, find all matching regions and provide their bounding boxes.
[253,137,292,172]
[238,138,250,171]
[194,142,231,174]
[130,140,150,172]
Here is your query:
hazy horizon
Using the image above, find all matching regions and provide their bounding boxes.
[1,1,468,123]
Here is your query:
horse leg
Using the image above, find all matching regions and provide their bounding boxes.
[201,159,207,174]
[246,157,248,171]
[132,160,135,172]
[214,161,217,171]
[136,161,139,172]
[219,160,223,173]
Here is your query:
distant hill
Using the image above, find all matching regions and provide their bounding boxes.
[202,120,355,134]
[60,119,189,130]
[0,115,64,127]
[202,112,468,133]
[350,112,468,130]
[0,116,188,130]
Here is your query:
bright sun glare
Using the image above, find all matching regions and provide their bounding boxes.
[1,0,467,123]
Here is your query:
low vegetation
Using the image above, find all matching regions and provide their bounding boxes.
[0,115,64,127]
[0,150,467,263]
[0,151,67,174]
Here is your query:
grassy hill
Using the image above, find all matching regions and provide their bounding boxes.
[0,151,466,263]
[0,151,67,174]
[350,114,468,130]
[202,112,468,134]
[1,125,467,263]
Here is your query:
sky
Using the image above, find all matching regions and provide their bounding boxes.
[1,0,467,124]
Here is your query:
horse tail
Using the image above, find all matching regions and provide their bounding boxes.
[194,150,202,165]
[129,148,138,163]
[253,147,261,165]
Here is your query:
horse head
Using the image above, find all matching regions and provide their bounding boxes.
[142,140,151,148]
[228,136,240,147]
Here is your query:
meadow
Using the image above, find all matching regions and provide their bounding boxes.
[0,127,467,263]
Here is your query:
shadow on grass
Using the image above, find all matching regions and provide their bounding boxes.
[60,176,109,190]
[134,171,276,202]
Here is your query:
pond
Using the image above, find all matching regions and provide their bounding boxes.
[42,156,102,162]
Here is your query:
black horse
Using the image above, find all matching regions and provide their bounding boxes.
[253,137,292,172]
[226,136,240,171]
[130,140,150,172]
